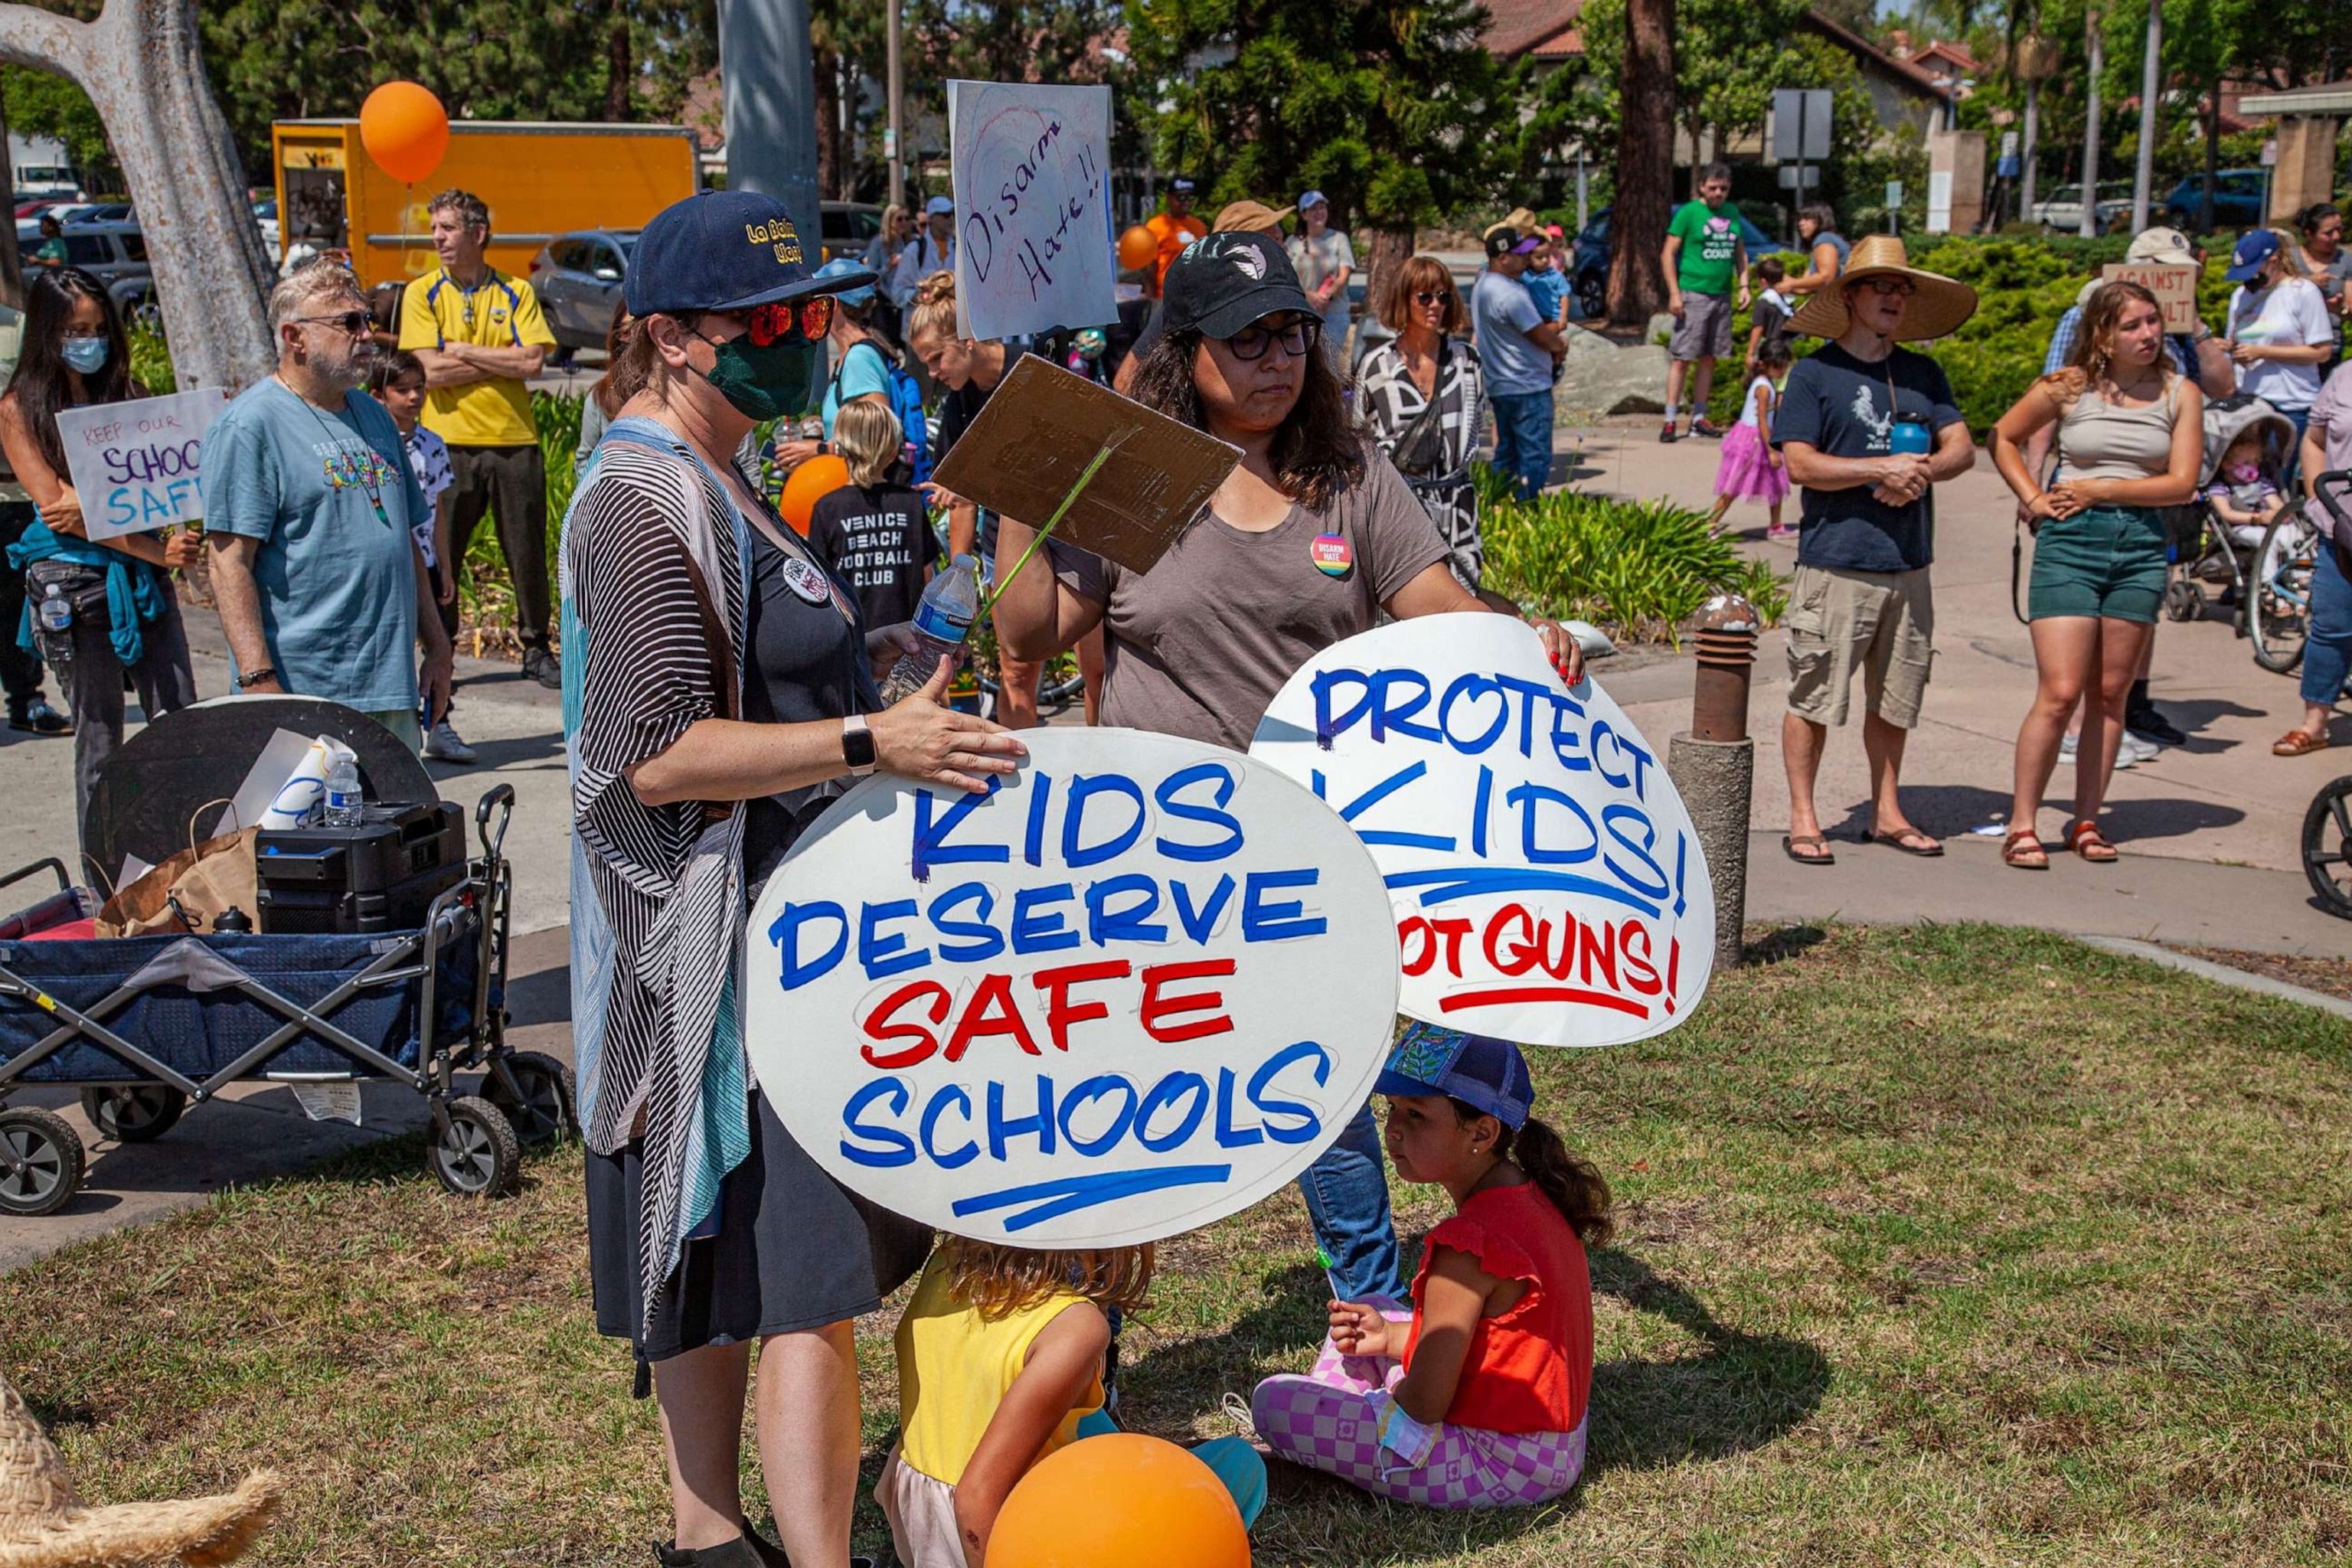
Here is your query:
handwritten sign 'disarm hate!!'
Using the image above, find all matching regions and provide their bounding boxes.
[54,389,230,541]
[949,80,1116,343]
[744,727,1400,1248]
[1252,616,1715,1047]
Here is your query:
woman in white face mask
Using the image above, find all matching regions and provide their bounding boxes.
[0,266,199,846]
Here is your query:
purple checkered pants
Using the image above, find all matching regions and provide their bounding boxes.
[1250,1334,1586,1509]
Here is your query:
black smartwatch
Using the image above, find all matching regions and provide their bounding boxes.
[841,714,877,775]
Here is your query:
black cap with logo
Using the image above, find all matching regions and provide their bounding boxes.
[1158,230,1318,341]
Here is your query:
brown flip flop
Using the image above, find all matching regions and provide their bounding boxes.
[1782,833,1835,866]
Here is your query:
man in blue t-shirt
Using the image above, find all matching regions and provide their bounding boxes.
[1770,239,1978,866]
[1471,225,1566,501]
[207,263,452,751]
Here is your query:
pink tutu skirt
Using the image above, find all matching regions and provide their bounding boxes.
[1713,423,1788,505]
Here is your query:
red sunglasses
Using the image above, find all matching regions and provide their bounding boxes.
[744,295,835,346]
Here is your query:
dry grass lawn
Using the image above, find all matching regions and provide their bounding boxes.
[2,923,2348,1566]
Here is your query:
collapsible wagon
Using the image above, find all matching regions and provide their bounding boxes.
[0,702,569,1215]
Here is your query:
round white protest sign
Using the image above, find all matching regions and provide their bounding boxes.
[1251,616,1713,1047]
[744,727,1400,1248]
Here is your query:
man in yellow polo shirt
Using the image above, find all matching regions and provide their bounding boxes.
[398,188,561,688]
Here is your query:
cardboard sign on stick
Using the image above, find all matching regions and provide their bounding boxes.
[2098,262,2200,334]
[55,389,230,540]
[1251,616,1715,1047]
[949,80,1116,343]
[929,356,1239,575]
[744,727,1401,1248]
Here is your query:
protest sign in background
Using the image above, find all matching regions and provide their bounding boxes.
[2098,262,2199,334]
[948,80,1116,344]
[56,389,228,540]
[1252,616,1714,1047]
[745,727,1400,1247]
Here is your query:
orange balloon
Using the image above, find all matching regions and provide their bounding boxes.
[1117,224,1158,273]
[780,454,851,537]
[360,81,450,186]
[986,1435,1248,1568]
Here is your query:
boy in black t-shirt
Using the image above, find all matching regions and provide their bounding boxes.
[806,401,937,631]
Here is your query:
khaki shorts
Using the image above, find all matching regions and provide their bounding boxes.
[1784,563,1936,729]
[1670,290,1734,361]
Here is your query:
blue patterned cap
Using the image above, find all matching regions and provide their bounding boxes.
[1374,1024,1534,1129]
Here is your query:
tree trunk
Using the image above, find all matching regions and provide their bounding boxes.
[0,93,22,311]
[1361,225,1413,335]
[0,0,273,389]
[2198,74,2220,233]
[1608,0,1674,325]
[813,44,841,201]
[606,11,633,122]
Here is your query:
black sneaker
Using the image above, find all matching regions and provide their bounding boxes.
[655,1535,866,1568]
[1690,417,1726,439]
[1658,424,1680,443]
[521,648,561,690]
[2126,704,2187,746]
[7,697,69,736]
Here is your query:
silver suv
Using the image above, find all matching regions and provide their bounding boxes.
[15,220,156,324]
[528,229,637,354]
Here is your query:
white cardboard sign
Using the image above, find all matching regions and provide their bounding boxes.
[948,80,1116,343]
[54,389,228,540]
[744,727,1401,1247]
[1251,616,1714,1047]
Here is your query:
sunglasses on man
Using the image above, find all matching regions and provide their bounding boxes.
[1225,313,1322,361]
[296,310,374,336]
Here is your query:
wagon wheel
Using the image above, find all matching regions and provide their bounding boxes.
[80,1085,186,1143]
[2300,776,2352,920]
[430,1096,521,1197]
[0,1107,85,1217]
[482,1051,575,1145]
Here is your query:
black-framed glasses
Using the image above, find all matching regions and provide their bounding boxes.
[1225,314,1321,361]
[1862,277,1917,299]
[298,310,372,335]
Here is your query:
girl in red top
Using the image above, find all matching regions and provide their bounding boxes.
[1250,1025,1612,1508]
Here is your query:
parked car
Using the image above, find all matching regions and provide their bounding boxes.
[820,200,883,266]
[12,220,154,322]
[527,228,636,353]
[2163,169,2267,234]
[64,203,132,226]
[253,196,278,258]
[2030,180,2133,234]
[1570,205,1776,321]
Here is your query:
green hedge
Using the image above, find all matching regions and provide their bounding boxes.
[1703,233,2243,433]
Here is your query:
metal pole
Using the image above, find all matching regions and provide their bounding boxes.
[886,0,904,211]
[1576,147,1589,234]
[1795,95,1807,222]
[2131,0,2160,234]
[2080,8,2103,238]
[718,0,822,250]
[2021,77,2040,224]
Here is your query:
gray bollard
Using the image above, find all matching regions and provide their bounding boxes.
[1667,594,1760,971]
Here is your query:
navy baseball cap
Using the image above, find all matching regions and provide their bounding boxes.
[1159,230,1317,339]
[1171,177,1197,194]
[1485,226,1543,260]
[2226,227,2281,283]
[1375,1024,1535,1129]
[624,191,871,316]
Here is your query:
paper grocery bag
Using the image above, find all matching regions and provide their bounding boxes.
[96,826,260,937]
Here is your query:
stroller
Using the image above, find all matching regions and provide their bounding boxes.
[2161,394,2297,635]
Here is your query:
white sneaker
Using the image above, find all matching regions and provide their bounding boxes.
[2059,731,2152,768]
[422,719,478,764]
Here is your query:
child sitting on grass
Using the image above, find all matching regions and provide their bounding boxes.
[879,1240,1264,1567]
[1251,1025,1612,1509]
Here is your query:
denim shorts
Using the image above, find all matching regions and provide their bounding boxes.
[2027,505,2167,623]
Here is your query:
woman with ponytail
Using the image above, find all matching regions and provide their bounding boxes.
[1251,1025,1609,1509]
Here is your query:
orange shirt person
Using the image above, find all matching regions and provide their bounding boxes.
[1143,178,1209,293]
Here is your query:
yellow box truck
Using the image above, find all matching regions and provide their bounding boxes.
[270,119,700,291]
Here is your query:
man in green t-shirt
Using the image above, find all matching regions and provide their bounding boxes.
[1659,162,1750,443]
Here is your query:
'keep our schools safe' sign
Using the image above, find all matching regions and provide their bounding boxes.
[1252,616,1714,1047]
[54,389,228,541]
[744,727,1400,1248]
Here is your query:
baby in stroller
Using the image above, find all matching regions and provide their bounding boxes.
[2205,424,2290,547]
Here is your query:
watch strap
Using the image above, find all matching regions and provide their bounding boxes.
[842,713,877,774]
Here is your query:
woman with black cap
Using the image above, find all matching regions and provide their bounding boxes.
[564,190,1024,1568]
[989,230,1584,1308]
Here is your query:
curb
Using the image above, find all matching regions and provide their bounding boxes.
[2079,935,2352,1021]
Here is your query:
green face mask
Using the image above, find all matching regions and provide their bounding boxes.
[693,331,818,422]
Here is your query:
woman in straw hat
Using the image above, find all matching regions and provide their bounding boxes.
[1990,280,2202,867]
[1772,235,1978,867]
[0,1370,281,1568]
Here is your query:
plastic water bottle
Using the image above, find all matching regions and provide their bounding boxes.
[34,584,72,667]
[880,554,979,705]
[324,753,362,827]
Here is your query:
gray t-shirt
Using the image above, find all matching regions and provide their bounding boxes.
[1057,452,1450,752]
[1472,270,1553,397]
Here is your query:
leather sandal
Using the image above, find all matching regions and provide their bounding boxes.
[2066,820,2118,863]
[2272,729,2330,757]
[2001,828,2047,869]
[1782,832,1835,866]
